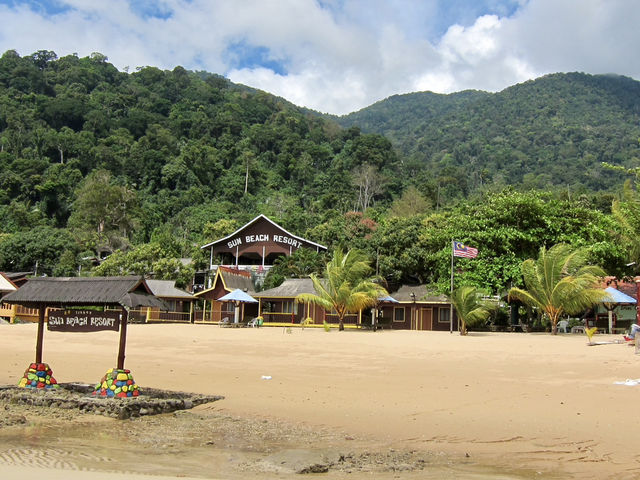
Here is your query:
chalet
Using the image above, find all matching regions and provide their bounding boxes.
[194,267,259,323]
[131,279,196,323]
[255,278,358,326]
[252,279,455,331]
[377,285,457,331]
[196,215,327,291]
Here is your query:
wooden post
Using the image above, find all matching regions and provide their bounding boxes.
[117,307,128,370]
[35,306,45,363]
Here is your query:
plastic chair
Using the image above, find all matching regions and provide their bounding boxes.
[557,320,569,333]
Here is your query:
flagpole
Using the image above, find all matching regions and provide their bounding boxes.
[450,240,454,334]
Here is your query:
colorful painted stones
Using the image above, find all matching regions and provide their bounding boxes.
[92,368,141,398]
[17,362,59,389]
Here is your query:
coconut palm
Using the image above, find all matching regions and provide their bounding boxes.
[451,286,493,336]
[296,248,387,331]
[508,244,608,335]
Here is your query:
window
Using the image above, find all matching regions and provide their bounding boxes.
[283,301,297,314]
[439,308,450,323]
[393,307,405,322]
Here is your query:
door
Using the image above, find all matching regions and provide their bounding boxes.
[411,308,433,330]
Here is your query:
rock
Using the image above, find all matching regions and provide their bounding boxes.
[261,449,340,474]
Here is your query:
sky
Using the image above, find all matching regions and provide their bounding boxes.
[0,0,639,115]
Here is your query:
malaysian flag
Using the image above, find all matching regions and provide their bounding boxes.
[453,241,478,258]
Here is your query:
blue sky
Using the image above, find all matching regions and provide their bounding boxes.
[0,0,638,114]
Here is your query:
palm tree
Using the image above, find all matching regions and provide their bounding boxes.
[508,244,608,335]
[612,179,640,269]
[451,286,493,336]
[296,249,387,331]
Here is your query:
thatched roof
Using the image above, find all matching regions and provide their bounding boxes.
[145,279,195,300]
[390,285,450,304]
[2,276,168,309]
[255,278,317,298]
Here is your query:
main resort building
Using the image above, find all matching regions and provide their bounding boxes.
[193,215,457,331]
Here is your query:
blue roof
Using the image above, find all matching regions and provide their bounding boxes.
[603,286,637,304]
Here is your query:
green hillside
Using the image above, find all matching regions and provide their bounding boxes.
[0,51,636,297]
[337,72,640,195]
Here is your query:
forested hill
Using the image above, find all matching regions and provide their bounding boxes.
[0,50,400,265]
[336,72,640,193]
[2,49,640,293]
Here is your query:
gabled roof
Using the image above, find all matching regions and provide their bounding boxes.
[390,285,450,304]
[145,279,195,300]
[2,276,166,308]
[0,272,18,293]
[255,278,317,298]
[200,214,327,250]
[194,267,256,297]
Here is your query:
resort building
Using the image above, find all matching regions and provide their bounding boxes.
[195,214,327,291]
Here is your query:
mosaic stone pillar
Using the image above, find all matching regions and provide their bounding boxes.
[17,362,59,389]
[93,368,141,398]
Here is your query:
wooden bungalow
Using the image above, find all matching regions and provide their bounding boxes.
[254,278,359,326]
[252,280,455,330]
[379,285,457,331]
[130,279,196,323]
[194,267,259,324]
[196,214,327,291]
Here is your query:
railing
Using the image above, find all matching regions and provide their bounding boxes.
[0,303,40,323]
[105,307,192,324]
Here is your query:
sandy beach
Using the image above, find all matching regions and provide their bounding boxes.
[1,322,640,479]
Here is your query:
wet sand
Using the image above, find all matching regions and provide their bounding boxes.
[1,323,640,479]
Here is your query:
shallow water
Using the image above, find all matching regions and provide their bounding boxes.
[0,422,550,480]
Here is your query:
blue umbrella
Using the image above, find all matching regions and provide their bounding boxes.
[603,287,636,304]
[217,289,258,303]
[602,287,636,334]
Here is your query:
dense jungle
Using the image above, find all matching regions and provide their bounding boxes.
[2,49,640,295]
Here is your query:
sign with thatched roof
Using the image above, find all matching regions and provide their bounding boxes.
[2,276,166,309]
[3,276,167,387]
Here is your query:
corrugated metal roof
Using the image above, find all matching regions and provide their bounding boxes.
[2,276,159,307]
[201,214,327,250]
[221,269,256,294]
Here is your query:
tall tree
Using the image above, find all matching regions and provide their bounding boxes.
[296,249,387,331]
[508,244,608,334]
[68,169,140,253]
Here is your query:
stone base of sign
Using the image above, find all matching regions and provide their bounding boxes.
[93,368,141,398]
[0,383,223,419]
[17,362,59,389]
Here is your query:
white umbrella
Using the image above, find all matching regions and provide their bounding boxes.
[217,289,257,324]
[217,289,258,303]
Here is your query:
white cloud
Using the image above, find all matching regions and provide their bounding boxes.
[0,0,639,114]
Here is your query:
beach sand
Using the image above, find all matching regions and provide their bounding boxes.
[1,323,639,479]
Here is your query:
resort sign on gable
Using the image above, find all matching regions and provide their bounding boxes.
[48,309,120,332]
[226,234,303,249]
